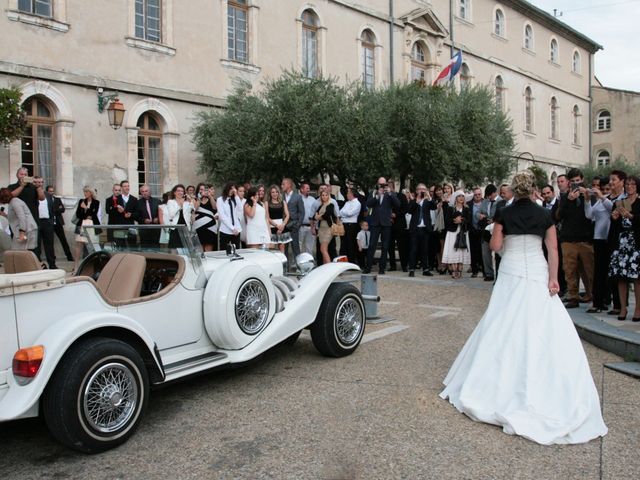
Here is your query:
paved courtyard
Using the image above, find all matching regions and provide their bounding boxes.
[1,273,638,479]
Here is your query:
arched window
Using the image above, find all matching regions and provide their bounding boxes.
[550,97,559,140]
[524,87,533,133]
[597,150,610,167]
[550,38,559,63]
[524,24,533,50]
[411,42,427,82]
[494,9,505,37]
[21,96,55,185]
[301,9,319,78]
[361,30,375,90]
[137,113,163,197]
[596,110,611,131]
[572,105,581,144]
[495,75,504,111]
[228,0,248,63]
[572,50,581,73]
[460,63,471,89]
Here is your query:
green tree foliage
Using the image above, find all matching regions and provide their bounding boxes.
[0,86,26,146]
[581,156,640,182]
[527,164,549,188]
[192,72,516,189]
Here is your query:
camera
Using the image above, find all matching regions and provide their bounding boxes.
[23,176,33,184]
[570,181,584,191]
[377,183,387,189]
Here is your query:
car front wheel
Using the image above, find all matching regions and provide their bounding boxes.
[310,283,365,357]
[42,337,149,453]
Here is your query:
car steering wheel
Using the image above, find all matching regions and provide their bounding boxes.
[75,250,112,279]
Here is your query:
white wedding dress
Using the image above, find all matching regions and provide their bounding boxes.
[440,234,608,445]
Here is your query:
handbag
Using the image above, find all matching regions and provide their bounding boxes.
[454,224,468,250]
[331,220,345,237]
[434,208,445,232]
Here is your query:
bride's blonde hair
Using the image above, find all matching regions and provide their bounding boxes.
[510,171,536,199]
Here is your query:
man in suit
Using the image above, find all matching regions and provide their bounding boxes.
[105,183,123,243]
[387,180,409,272]
[365,177,400,275]
[116,180,138,247]
[281,178,305,266]
[407,183,436,277]
[467,187,485,278]
[541,184,566,297]
[479,184,498,281]
[46,185,74,261]
[135,184,161,247]
[32,176,57,269]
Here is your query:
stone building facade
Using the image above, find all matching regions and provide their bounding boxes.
[591,85,640,168]
[1,0,601,204]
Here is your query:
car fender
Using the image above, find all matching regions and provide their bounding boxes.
[0,311,160,421]
[203,261,277,350]
[224,262,361,362]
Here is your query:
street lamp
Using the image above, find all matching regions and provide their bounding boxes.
[97,88,126,130]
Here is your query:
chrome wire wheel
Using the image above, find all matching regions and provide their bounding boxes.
[235,278,269,335]
[82,362,139,433]
[335,296,364,345]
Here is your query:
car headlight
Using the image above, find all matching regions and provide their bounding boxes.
[295,253,316,275]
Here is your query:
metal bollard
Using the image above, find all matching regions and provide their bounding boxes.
[361,273,380,320]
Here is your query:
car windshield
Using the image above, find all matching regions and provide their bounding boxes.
[78,224,203,271]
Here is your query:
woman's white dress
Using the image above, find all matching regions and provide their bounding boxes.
[245,202,271,246]
[440,233,607,444]
[441,225,470,264]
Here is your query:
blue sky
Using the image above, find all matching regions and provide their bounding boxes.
[528,0,640,91]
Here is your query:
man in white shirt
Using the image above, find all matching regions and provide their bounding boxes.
[339,187,362,263]
[299,183,316,255]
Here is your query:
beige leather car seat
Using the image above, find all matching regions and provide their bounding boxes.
[3,251,42,274]
[96,253,146,303]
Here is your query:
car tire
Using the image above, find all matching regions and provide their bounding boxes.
[204,261,276,350]
[310,283,366,357]
[281,330,302,346]
[42,337,149,453]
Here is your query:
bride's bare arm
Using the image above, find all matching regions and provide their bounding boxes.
[490,223,504,252]
[544,225,560,294]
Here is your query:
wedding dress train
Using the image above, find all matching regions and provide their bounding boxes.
[440,234,607,444]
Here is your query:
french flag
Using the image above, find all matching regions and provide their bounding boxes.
[433,50,463,86]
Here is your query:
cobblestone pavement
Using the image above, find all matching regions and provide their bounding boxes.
[1,273,638,479]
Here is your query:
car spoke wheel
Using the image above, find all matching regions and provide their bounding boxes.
[83,362,139,433]
[311,283,365,357]
[235,279,269,335]
[43,337,149,453]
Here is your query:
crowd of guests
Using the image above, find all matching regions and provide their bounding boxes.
[1,166,638,322]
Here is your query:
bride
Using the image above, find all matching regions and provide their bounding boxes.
[439,172,607,445]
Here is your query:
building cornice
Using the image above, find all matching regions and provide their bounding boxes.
[503,1,602,53]
[0,60,227,109]
[593,85,640,96]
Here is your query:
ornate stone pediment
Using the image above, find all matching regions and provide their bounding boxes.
[399,7,448,38]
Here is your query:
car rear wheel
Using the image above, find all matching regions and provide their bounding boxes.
[42,337,149,453]
[310,283,365,357]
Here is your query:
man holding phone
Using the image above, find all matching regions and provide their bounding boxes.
[557,168,594,308]
[365,177,400,274]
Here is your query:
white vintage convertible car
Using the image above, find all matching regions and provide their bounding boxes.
[0,225,365,453]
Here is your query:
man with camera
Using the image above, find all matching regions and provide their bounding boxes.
[8,167,44,222]
[557,168,594,309]
[407,183,436,277]
[365,177,400,275]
